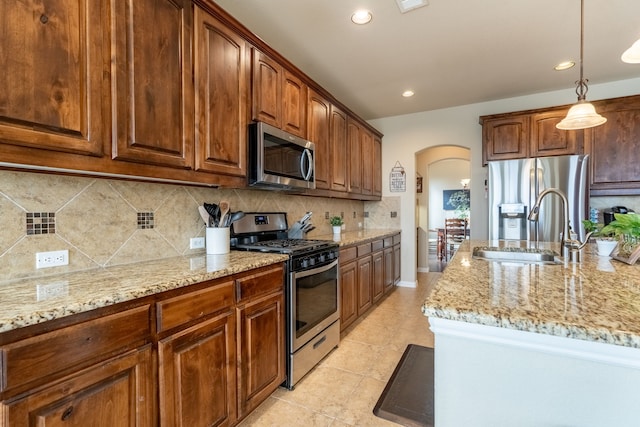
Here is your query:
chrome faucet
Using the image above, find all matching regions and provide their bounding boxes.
[528,188,592,262]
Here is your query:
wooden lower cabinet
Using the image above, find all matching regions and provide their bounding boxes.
[2,346,153,427]
[357,255,373,315]
[372,249,384,303]
[339,259,358,331]
[158,312,236,427]
[237,292,285,418]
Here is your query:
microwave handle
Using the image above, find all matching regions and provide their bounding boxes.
[301,148,313,181]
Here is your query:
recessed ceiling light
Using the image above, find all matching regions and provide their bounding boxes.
[554,61,575,71]
[402,90,415,98]
[396,0,429,14]
[351,10,372,25]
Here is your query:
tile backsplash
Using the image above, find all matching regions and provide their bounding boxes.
[0,170,399,281]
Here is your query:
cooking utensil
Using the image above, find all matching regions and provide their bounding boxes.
[218,200,230,228]
[198,206,211,227]
[300,211,312,224]
[204,203,220,227]
[225,211,245,227]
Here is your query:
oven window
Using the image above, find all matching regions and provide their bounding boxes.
[295,266,337,339]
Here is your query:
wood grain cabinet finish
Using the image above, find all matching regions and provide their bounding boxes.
[585,95,640,195]
[194,7,249,178]
[347,118,363,194]
[252,49,307,138]
[361,129,374,196]
[307,89,331,190]
[110,0,194,170]
[481,115,530,164]
[330,105,349,192]
[530,110,581,158]
[373,135,383,196]
[0,0,106,157]
[158,312,236,427]
[2,346,153,427]
[339,258,358,332]
[372,249,384,303]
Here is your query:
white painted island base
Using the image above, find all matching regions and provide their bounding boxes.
[429,318,640,427]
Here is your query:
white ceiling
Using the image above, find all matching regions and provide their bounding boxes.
[214,0,640,120]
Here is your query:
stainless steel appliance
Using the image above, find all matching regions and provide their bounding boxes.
[603,206,634,225]
[488,155,589,242]
[231,212,339,389]
[248,122,315,190]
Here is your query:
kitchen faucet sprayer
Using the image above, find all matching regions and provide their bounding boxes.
[528,188,592,263]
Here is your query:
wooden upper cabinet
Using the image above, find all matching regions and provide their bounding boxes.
[481,115,529,163]
[585,95,640,195]
[373,135,382,196]
[0,0,105,156]
[194,7,249,178]
[361,128,374,196]
[530,110,581,158]
[110,0,194,169]
[283,71,307,138]
[347,118,362,194]
[307,89,331,189]
[252,49,306,138]
[330,105,348,192]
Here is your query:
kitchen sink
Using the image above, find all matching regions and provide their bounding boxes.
[472,246,562,264]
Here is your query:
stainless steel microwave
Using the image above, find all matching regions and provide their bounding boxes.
[248,122,315,190]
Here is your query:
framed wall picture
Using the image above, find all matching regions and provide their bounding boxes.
[443,189,470,211]
[416,176,423,193]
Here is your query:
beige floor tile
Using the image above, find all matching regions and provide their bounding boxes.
[237,397,334,427]
[333,377,400,427]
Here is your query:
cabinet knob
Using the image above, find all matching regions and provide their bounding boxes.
[40,14,49,24]
[61,406,74,421]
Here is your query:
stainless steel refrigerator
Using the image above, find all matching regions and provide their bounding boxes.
[488,155,589,242]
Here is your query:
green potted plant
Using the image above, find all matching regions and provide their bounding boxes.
[329,216,344,234]
[599,213,640,261]
[582,219,617,257]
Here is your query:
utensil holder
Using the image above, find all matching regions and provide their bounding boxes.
[206,227,230,255]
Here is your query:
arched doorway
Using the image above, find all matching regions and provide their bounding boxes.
[416,146,470,272]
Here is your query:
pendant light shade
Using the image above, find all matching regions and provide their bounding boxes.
[622,39,640,63]
[556,0,606,130]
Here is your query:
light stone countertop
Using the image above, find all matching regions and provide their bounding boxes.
[422,240,640,348]
[0,229,400,335]
[0,251,288,333]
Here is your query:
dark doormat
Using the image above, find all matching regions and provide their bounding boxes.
[373,344,434,427]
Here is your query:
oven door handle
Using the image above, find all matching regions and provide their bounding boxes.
[300,148,314,181]
[292,258,338,280]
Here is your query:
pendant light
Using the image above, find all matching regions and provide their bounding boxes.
[622,38,640,63]
[556,0,607,130]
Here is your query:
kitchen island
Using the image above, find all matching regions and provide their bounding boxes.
[422,240,640,427]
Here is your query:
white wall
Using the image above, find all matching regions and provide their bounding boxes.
[369,77,640,285]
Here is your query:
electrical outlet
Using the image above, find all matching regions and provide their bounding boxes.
[35,250,69,269]
[36,281,69,300]
[190,237,205,249]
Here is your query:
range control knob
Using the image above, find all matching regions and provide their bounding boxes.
[318,253,326,262]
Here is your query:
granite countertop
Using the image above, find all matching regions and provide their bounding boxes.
[0,229,400,335]
[423,240,640,348]
[0,251,288,334]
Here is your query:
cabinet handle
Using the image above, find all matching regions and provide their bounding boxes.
[61,406,74,421]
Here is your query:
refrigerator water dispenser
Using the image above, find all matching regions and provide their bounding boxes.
[499,203,527,240]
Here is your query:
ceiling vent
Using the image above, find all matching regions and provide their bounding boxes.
[395,0,429,13]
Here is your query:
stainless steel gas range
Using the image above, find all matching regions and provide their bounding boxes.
[231,212,340,389]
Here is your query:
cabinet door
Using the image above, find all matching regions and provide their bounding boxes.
[0,0,105,157]
[330,105,348,192]
[252,49,282,129]
[585,96,640,195]
[283,71,307,138]
[383,247,394,294]
[339,259,358,331]
[3,346,153,427]
[307,89,331,189]
[194,7,248,178]
[372,251,384,303]
[347,118,362,194]
[373,135,382,196]
[393,244,401,284]
[482,115,529,164]
[158,312,236,427]
[357,255,372,316]
[530,110,581,158]
[110,0,194,169]
[361,128,374,195]
[237,292,285,418]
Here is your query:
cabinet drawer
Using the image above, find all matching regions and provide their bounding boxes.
[236,264,285,303]
[357,243,371,257]
[372,239,384,252]
[157,280,234,333]
[383,237,393,247]
[393,234,401,245]
[340,246,357,263]
[1,305,150,393]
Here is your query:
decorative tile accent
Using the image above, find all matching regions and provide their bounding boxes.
[137,212,154,229]
[26,212,56,235]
